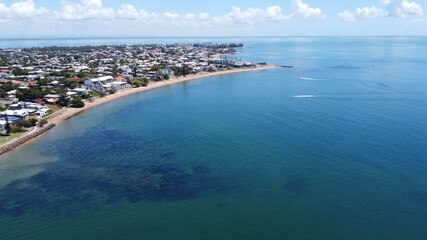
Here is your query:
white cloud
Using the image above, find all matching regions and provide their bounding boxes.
[0,0,325,28]
[339,0,423,21]
[57,0,115,20]
[199,13,211,20]
[0,0,47,18]
[211,0,325,25]
[338,7,386,21]
[383,0,423,17]
[338,10,355,22]
[117,3,139,20]
[212,6,287,25]
[52,1,294,26]
[289,0,325,21]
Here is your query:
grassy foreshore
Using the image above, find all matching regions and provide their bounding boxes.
[0,65,278,156]
[0,131,28,146]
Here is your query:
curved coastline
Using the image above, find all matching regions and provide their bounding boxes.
[0,65,279,157]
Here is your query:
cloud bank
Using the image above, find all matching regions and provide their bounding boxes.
[0,0,325,26]
[1,0,425,36]
[339,0,423,21]
[0,0,47,18]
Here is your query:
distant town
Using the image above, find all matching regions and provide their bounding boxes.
[0,43,265,142]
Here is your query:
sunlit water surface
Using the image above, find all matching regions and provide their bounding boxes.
[1,37,427,240]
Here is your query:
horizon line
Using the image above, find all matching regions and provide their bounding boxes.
[0,35,427,41]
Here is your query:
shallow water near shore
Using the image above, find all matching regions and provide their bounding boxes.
[1,37,427,240]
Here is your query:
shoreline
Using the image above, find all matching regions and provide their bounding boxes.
[0,65,279,157]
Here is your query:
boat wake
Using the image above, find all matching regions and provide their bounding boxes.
[293,95,316,98]
[300,77,328,81]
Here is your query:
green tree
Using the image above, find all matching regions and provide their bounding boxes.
[54,87,68,95]
[141,78,149,86]
[12,119,32,132]
[27,117,38,127]
[133,66,137,77]
[70,96,85,108]
[77,72,89,79]
[15,87,44,102]
[63,78,81,89]
[37,78,50,87]
[150,66,160,71]
[12,68,29,76]
[81,93,92,99]
[0,82,19,92]
[38,119,48,127]
[172,67,183,77]
[4,115,11,136]
[0,104,7,111]
[58,95,70,107]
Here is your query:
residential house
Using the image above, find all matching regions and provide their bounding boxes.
[84,76,129,92]
[8,101,51,117]
[0,109,29,121]
[44,94,61,104]
[84,76,114,92]
[69,88,88,94]
[159,68,175,78]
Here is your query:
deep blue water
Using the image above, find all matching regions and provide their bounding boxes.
[1,37,427,240]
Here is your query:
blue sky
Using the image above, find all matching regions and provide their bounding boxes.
[0,0,426,37]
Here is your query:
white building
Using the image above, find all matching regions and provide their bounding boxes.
[0,109,29,121]
[8,102,51,118]
[70,88,89,94]
[84,76,129,92]
[0,120,11,130]
[84,76,114,92]
[110,82,129,91]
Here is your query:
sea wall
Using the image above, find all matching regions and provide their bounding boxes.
[0,124,56,155]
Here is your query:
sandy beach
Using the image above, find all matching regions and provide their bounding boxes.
[0,65,279,156]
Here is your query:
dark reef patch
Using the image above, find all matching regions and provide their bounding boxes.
[403,189,427,207]
[284,178,310,194]
[0,161,227,217]
[411,192,427,206]
[0,119,232,218]
[214,202,227,209]
[159,152,176,160]
[41,128,177,168]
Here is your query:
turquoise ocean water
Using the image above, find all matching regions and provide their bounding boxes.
[1,37,427,239]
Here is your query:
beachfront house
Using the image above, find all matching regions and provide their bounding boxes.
[0,109,29,121]
[84,76,115,92]
[69,88,89,94]
[158,68,175,78]
[66,91,78,97]
[110,82,129,91]
[84,76,130,92]
[44,94,61,104]
[8,102,51,118]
